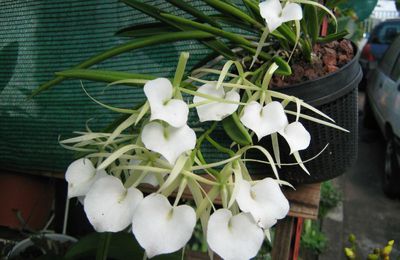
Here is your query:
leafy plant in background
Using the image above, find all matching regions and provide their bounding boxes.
[301,219,327,254]
[300,181,341,255]
[32,0,357,259]
[319,180,342,218]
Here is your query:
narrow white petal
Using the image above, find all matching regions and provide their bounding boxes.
[144,77,188,127]
[84,175,143,232]
[279,121,311,153]
[141,122,196,165]
[259,0,283,32]
[236,178,289,229]
[240,101,288,140]
[193,83,239,122]
[207,209,264,260]
[65,158,107,198]
[132,194,196,258]
[281,3,303,23]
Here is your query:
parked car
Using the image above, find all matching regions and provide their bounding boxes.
[359,19,400,89]
[364,35,400,198]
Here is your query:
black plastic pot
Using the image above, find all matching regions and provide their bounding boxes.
[248,46,362,184]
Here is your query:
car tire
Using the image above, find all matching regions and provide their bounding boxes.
[382,135,400,198]
[363,98,378,129]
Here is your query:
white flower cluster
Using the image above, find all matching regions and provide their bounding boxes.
[63,1,319,259]
[65,73,311,259]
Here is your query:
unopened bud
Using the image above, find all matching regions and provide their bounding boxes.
[344,247,356,259]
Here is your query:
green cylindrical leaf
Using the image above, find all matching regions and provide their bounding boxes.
[272,56,292,76]
[166,0,221,28]
[115,23,177,38]
[32,30,213,96]
[277,24,297,45]
[56,69,156,84]
[202,0,263,29]
[316,30,349,43]
[304,5,319,44]
[161,13,255,48]
[222,112,252,146]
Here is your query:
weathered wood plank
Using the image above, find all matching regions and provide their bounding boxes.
[271,217,295,260]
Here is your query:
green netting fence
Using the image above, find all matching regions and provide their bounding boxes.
[0,0,215,174]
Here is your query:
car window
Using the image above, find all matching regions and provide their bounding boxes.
[390,54,400,81]
[371,21,400,44]
[380,36,400,75]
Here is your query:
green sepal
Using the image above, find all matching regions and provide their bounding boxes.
[222,112,252,146]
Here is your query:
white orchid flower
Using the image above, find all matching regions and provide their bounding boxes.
[84,175,143,232]
[240,101,288,141]
[193,83,240,122]
[65,158,107,198]
[279,121,311,153]
[236,178,289,229]
[141,121,196,165]
[259,0,303,32]
[144,77,189,128]
[207,209,264,260]
[131,193,196,258]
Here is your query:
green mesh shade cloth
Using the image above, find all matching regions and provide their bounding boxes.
[0,0,214,174]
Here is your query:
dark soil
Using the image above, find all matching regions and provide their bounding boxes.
[272,39,354,88]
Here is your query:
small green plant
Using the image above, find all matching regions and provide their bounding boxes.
[344,234,396,260]
[319,180,342,218]
[299,181,342,255]
[301,219,327,254]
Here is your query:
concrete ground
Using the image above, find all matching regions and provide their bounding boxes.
[320,92,400,259]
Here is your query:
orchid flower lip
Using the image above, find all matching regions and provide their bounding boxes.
[193,83,240,122]
[236,178,290,229]
[240,101,288,141]
[84,175,143,232]
[259,0,303,32]
[207,209,264,260]
[131,193,196,258]
[144,77,189,128]
[65,158,107,198]
[279,121,311,154]
[141,121,196,165]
